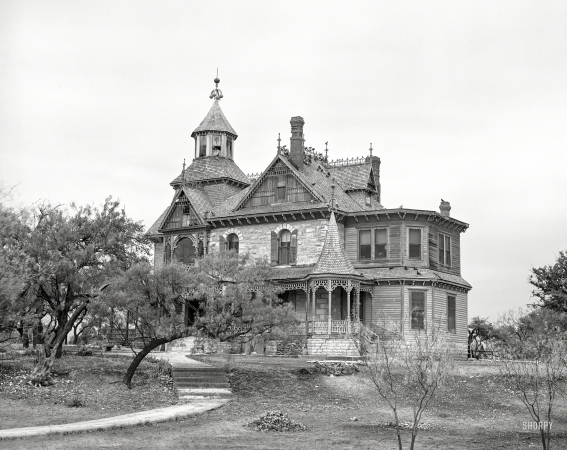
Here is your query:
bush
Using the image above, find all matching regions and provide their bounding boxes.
[246,411,306,432]
[313,361,359,376]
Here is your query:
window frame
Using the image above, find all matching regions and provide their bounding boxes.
[447,294,456,333]
[408,227,422,260]
[410,290,426,331]
[438,233,452,267]
[278,229,292,265]
[358,229,372,260]
[374,227,388,259]
[227,233,239,253]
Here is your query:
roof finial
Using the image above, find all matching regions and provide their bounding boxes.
[324,142,329,162]
[329,179,337,212]
[369,143,373,157]
[182,158,186,185]
[182,158,186,172]
[277,133,281,153]
[209,69,223,100]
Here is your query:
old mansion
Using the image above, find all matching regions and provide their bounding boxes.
[147,78,471,353]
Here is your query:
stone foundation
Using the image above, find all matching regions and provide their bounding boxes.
[307,338,360,357]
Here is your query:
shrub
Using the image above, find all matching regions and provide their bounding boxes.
[313,361,359,376]
[246,411,306,432]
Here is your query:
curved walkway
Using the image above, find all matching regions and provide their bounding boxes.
[0,354,230,440]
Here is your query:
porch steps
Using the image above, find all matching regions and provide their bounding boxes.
[172,366,232,399]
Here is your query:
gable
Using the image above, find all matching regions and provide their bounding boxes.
[160,191,203,231]
[238,157,319,209]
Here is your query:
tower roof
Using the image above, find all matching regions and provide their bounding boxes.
[312,210,359,276]
[191,99,237,138]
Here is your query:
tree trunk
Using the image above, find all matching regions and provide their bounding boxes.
[29,303,89,385]
[123,335,180,388]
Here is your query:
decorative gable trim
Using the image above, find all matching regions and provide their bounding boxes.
[234,154,322,211]
[158,190,205,232]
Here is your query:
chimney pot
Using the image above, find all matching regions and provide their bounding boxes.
[440,199,451,217]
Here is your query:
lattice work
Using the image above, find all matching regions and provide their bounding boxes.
[331,279,351,292]
[310,279,330,292]
[281,282,307,292]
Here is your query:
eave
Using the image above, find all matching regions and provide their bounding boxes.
[348,208,469,232]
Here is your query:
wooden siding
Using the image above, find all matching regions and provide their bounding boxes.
[428,224,462,276]
[432,286,467,347]
[371,284,402,329]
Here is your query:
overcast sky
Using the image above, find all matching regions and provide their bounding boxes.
[1,1,566,321]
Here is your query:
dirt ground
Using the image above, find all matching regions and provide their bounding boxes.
[1,356,566,449]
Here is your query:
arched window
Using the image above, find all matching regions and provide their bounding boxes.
[174,237,196,265]
[278,230,291,265]
[227,233,239,253]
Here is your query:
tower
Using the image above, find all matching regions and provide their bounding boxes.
[191,76,238,160]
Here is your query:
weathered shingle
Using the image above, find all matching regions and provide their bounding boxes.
[170,157,251,186]
[191,100,237,137]
[312,211,360,276]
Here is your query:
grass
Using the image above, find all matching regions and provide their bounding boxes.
[0,353,177,430]
[1,356,566,449]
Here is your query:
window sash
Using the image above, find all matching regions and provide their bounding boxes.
[359,230,371,260]
[410,291,425,330]
[409,228,421,259]
[375,228,387,258]
[447,295,456,332]
[439,234,451,266]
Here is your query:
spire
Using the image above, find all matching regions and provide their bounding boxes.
[369,143,373,158]
[312,208,358,276]
[209,70,223,101]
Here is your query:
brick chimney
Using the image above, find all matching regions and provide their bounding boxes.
[289,116,305,171]
[440,199,451,217]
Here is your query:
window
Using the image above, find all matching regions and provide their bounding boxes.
[226,138,233,158]
[278,229,291,264]
[410,291,425,330]
[447,295,456,333]
[365,193,371,206]
[212,135,221,156]
[182,206,197,227]
[409,228,421,259]
[375,228,387,258]
[199,135,207,157]
[359,230,371,260]
[227,233,239,253]
[439,233,451,266]
[276,176,286,202]
[164,242,171,264]
[174,237,196,265]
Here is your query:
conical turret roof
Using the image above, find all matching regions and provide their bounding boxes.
[191,100,237,137]
[312,211,359,276]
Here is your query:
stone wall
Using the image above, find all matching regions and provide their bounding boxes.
[208,219,344,265]
[307,338,360,357]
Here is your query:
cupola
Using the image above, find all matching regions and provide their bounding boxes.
[191,77,238,161]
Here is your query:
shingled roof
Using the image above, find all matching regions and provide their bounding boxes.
[312,211,360,276]
[358,267,472,290]
[191,100,237,137]
[170,157,251,187]
[331,163,374,191]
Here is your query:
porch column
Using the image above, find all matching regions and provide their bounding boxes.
[305,289,309,336]
[356,289,361,326]
[346,290,351,336]
[328,285,332,335]
[312,289,316,334]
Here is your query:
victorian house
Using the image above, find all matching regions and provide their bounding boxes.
[147,78,472,354]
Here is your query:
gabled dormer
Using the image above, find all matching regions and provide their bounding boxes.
[159,190,204,232]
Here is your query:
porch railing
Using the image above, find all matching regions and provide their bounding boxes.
[310,320,361,335]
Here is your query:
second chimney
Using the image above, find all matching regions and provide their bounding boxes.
[440,199,451,217]
[289,116,305,171]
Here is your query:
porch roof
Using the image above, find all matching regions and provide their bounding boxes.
[358,267,472,289]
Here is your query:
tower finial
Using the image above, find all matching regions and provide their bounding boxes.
[210,70,223,100]
[277,133,281,153]
[325,142,329,161]
[369,143,373,157]
[182,158,186,172]
[329,178,337,212]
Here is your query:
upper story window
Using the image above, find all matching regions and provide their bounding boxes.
[375,228,387,258]
[410,290,425,330]
[447,295,456,333]
[408,228,422,259]
[279,229,291,264]
[359,230,371,260]
[212,134,222,156]
[276,176,286,202]
[227,233,239,253]
[439,233,451,266]
[182,206,198,227]
[227,138,233,158]
[199,135,207,157]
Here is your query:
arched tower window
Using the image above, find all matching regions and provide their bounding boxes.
[227,233,239,253]
[174,237,196,265]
